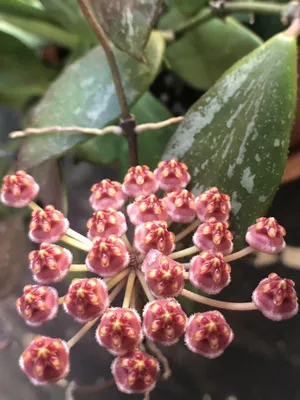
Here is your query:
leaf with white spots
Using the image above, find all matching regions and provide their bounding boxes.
[18,31,165,169]
[90,0,162,61]
[163,32,297,249]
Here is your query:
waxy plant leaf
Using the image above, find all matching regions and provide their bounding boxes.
[163,32,297,249]
[90,0,162,60]
[18,31,165,170]
[160,8,262,90]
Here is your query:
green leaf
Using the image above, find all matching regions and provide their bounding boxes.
[160,8,262,90]
[163,32,297,249]
[39,0,94,38]
[89,0,162,61]
[0,0,54,22]
[0,13,80,49]
[18,31,165,169]
[76,92,176,172]
[0,31,55,109]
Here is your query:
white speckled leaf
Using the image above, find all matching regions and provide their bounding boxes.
[163,33,297,249]
[90,0,162,60]
[18,31,165,169]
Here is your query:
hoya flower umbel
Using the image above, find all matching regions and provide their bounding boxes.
[193,217,233,255]
[246,217,286,254]
[64,278,108,323]
[90,179,127,211]
[86,235,129,277]
[134,221,175,255]
[154,159,191,192]
[127,194,167,225]
[195,187,231,222]
[143,298,187,345]
[164,189,196,223]
[87,208,127,239]
[96,307,143,356]
[189,252,231,295]
[1,170,39,208]
[29,243,72,284]
[19,336,69,385]
[16,285,58,327]
[29,205,69,243]
[123,165,159,197]
[142,251,185,298]
[185,311,234,359]
[252,273,298,321]
[112,349,159,394]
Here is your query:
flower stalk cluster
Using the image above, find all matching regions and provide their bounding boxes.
[1,162,297,395]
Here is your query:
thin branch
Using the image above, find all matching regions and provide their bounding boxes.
[175,220,200,243]
[60,235,91,252]
[135,116,184,134]
[136,269,155,302]
[69,264,88,272]
[9,125,122,139]
[106,268,130,290]
[224,246,254,262]
[169,245,199,260]
[122,270,136,308]
[67,228,92,248]
[9,116,184,141]
[77,0,130,120]
[173,2,284,38]
[146,340,172,380]
[181,289,257,311]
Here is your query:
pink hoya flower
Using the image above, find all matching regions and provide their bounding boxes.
[195,187,231,222]
[252,273,298,321]
[154,158,191,192]
[193,217,233,255]
[246,217,286,253]
[2,160,296,394]
[29,205,69,243]
[1,170,39,208]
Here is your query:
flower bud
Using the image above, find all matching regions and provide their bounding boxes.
[154,159,190,192]
[143,298,187,346]
[189,252,231,294]
[127,194,167,225]
[195,187,231,222]
[87,208,127,240]
[29,243,72,284]
[86,235,129,277]
[1,170,39,208]
[29,205,69,243]
[252,273,298,321]
[90,179,127,211]
[112,349,159,394]
[63,278,109,323]
[96,307,143,356]
[246,217,286,254]
[123,165,158,197]
[19,336,69,385]
[185,311,234,358]
[16,285,58,327]
[142,252,184,298]
[164,189,196,223]
[134,221,175,255]
[193,217,233,255]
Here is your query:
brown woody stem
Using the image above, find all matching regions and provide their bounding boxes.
[77,0,138,166]
[181,288,257,311]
